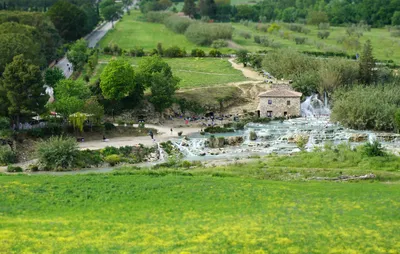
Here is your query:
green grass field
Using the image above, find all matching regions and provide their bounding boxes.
[1,165,400,253]
[100,11,212,52]
[232,22,400,63]
[96,55,248,88]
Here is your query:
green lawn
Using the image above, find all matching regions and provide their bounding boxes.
[1,167,400,253]
[96,55,248,88]
[100,11,212,52]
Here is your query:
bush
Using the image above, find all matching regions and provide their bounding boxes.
[164,15,192,34]
[294,37,307,44]
[204,126,234,133]
[209,49,222,57]
[119,146,133,157]
[249,131,257,141]
[77,149,103,167]
[362,141,386,157]
[317,31,330,39]
[0,146,17,166]
[185,23,233,46]
[104,122,116,130]
[211,39,228,48]
[101,146,120,157]
[255,23,269,32]
[0,117,10,131]
[318,23,330,30]
[254,35,261,44]
[164,46,186,57]
[191,49,206,57]
[391,30,400,37]
[37,136,79,170]
[104,154,122,166]
[129,47,145,57]
[239,31,251,39]
[27,164,39,172]
[145,11,173,23]
[6,165,23,172]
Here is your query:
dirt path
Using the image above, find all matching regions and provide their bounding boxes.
[79,124,202,150]
[228,58,265,81]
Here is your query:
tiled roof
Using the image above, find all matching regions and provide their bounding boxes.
[259,89,302,98]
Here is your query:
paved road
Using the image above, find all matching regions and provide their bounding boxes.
[54,1,137,78]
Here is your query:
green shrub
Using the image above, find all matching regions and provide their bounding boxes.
[101,146,120,157]
[119,146,133,157]
[77,149,103,167]
[208,49,222,57]
[294,37,307,44]
[145,11,173,23]
[104,122,116,130]
[164,15,192,33]
[239,31,251,39]
[249,131,257,141]
[37,136,79,170]
[6,165,23,172]
[191,48,206,57]
[211,39,228,48]
[317,31,330,39]
[181,160,192,168]
[0,117,10,130]
[362,141,386,157]
[204,126,234,133]
[0,146,17,166]
[164,46,186,57]
[104,154,122,166]
[185,23,233,46]
[27,164,39,172]
[130,47,145,57]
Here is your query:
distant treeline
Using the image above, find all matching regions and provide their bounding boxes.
[141,0,400,27]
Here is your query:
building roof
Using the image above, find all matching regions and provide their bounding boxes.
[259,89,302,98]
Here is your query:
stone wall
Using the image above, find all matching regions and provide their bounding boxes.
[259,97,301,117]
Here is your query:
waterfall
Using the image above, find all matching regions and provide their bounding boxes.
[324,91,328,108]
[157,143,166,161]
[368,133,377,144]
[301,94,331,117]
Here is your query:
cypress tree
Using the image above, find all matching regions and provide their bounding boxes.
[183,0,196,18]
[359,40,376,85]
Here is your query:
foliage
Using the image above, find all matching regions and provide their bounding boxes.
[145,11,173,23]
[395,109,400,133]
[362,141,386,157]
[37,136,79,170]
[208,49,222,57]
[67,39,89,71]
[294,37,307,45]
[100,0,124,27]
[6,165,23,172]
[101,146,121,157]
[47,0,87,41]
[182,0,196,18]
[83,97,104,124]
[129,47,145,57]
[185,22,233,46]
[307,11,329,25]
[358,40,376,85]
[236,49,249,67]
[198,0,216,18]
[331,84,400,131]
[0,117,10,131]
[191,49,206,57]
[317,31,330,39]
[104,122,116,131]
[164,15,192,34]
[149,72,180,113]
[45,68,64,88]
[100,59,137,100]
[1,55,48,126]
[0,146,16,166]
[163,46,186,57]
[77,149,103,168]
[204,126,234,133]
[104,154,122,166]
[295,135,309,150]
[211,39,228,48]
[69,112,88,133]
[249,131,257,141]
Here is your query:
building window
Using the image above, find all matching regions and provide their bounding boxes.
[268,99,272,105]
[267,111,272,117]
[287,100,290,106]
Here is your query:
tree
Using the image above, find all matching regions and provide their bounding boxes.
[100,0,123,28]
[183,0,196,18]
[100,59,136,100]
[198,0,216,18]
[395,108,400,133]
[67,39,88,71]
[392,11,400,25]
[149,72,179,114]
[44,68,64,87]
[122,0,133,13]
[359,40,377,85]
[1,55,48,128]
[307,11,329,25]
[83,97,104,124]
[236,49,249,67]
[47,0,87,41]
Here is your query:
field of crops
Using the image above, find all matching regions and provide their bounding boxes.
[1,167,400,253]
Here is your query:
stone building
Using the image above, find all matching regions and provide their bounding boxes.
[257,85,302,118]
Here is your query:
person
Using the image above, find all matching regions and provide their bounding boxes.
[149,130,154,140]
[170,128,173,134]
[103,135,109,142]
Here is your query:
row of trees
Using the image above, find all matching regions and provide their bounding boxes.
[156,0,400,27]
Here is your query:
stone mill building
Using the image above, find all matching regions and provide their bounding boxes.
[257,84,302,118]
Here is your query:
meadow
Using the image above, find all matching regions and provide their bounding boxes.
[100,11,400,64]
[96,55,248,88]
[1,166,400,253]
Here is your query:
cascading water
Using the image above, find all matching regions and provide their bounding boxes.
[301,94,330,117]
[157,142,167,162]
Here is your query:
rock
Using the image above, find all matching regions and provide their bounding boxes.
[199,152,206,156]
[349,134,368,142]
[208,136,226,148]
[227,136,244,146]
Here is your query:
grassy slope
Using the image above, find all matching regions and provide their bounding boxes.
[232,23,400,63]
[97,55,248,88]
[1,170,399,253]
[100,11,211,52]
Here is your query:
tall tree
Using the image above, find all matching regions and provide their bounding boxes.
[359,40,376,85]
[100,59,137,100]
[100,0,123,28]
[122,0,133,13]
[44,67,65,88]
[183,0,196,18]
[198,0,216,18]
[67,39,89,71]
[47,0,87,41]
[1,55,48,128]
